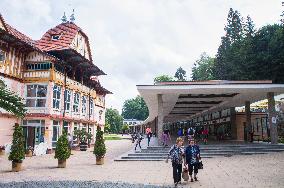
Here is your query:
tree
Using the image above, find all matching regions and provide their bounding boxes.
[225,8,244,43]
[244,15,256,38]
[154,75,174,83]
[104,123,111,133]
[122,95,149,121]
[105,108,123,133]
[8,124,25,163]
[93,126,106,158]
[214,8,247,80]
[0,80,26,118]
[54,132,71,161]
[121,124,130,133]
[174,67,187,81]
[192,53,216,81]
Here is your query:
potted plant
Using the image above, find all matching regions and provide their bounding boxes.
[0,145,5,156]
[54,132,71,168]
[93,126,106,165]
[8,123,25,172]
[25,146,33,157]
[74,129,92,151]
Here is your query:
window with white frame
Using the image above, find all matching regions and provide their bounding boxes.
[73,92,80,113]
[53,85,61,109]
[90,99,94,115]
[26,84,47,107]
[64,89,71,111]
[81,96,87,114]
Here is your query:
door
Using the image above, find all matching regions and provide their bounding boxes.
[27,127,35,148]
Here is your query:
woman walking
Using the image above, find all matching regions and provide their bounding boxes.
[185,139,200,182]
[166,137,184,187]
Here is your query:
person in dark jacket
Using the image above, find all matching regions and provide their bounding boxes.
[184,139,200,182]
[166,137,184,187]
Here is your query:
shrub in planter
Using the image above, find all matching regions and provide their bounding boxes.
[54,133,71,168]
[0,145,5,155]
[8,123,25,172]
[74,129,92,151]
[93,126,106,165]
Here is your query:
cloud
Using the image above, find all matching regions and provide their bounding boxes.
[0,0,282,112]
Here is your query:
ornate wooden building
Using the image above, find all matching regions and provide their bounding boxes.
[0,14,111,149]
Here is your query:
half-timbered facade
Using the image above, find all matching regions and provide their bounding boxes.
[0,14,111,150]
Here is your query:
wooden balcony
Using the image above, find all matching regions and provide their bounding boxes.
[23,70,51,82]
[23,69,97,98]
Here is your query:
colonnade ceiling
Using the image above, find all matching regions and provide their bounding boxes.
[137,82,284,124]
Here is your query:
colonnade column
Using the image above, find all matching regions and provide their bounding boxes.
[267,92,278,144]
[245,101,252,142]
[157,94,164,145]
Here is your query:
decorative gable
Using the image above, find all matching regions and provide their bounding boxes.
[70,32,91,61]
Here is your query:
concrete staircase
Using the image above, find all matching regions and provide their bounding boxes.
[115,143,284,161]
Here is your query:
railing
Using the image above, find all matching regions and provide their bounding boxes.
[54,71,91,95]
[22,70,101,106]
[23,70,50,79]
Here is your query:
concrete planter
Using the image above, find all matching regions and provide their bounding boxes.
[96,157,104,165]
[12,161,22,172]
[58,159,66,168]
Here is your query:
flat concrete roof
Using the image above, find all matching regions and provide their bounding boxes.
[137,80,284,123]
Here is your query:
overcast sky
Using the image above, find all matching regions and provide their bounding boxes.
[0,0,283,112]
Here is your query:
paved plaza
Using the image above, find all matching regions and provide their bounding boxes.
[1,139,284,188]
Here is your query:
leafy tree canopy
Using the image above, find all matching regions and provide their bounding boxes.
[174,67,187,81]
[191,53,216,81]
[0,80,26,118]
[193,6,284,84]
[154,75,174,83]
[122,95,149,121]
[105,108,123,133]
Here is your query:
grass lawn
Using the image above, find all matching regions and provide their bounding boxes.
[104,134,122,140]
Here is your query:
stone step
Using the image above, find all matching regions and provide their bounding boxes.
[114,158,166,161]
[121,156,213,160]
[129,152,231,156]
[146,145,284,150]
[116,144,284,161]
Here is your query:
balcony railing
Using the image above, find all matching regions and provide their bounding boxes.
[23,70,50,80]
[23,70,98,101]
[54,70,92,95]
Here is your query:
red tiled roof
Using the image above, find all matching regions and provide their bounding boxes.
[0,14,35,45]
[5,23,35,45]
[35,22,83,51]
